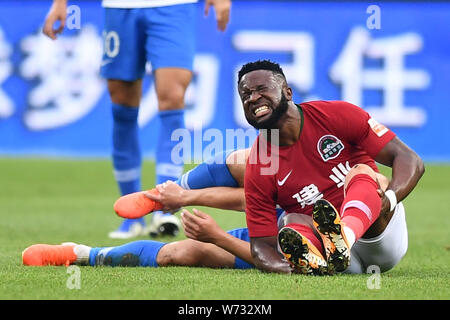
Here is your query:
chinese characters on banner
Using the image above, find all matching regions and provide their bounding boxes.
[0,27,430,130]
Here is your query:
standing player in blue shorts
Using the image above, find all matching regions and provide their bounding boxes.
[43,0,232,239]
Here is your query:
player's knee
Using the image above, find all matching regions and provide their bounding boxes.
[156,242,184,266]
[156,87,186,110]
[344,164,378,189]
[154,68,191,110]
[155,242,178,266]
[375,173,389,191]
[108,79,142,106]
[348,164,376,179]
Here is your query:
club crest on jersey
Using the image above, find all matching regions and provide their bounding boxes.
[317,135,344,162]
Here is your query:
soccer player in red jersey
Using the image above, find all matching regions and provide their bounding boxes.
[239,60,424,274]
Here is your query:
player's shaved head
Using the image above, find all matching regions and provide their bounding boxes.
[238,60,287,85]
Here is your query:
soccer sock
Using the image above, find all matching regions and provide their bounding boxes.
[88,240,166,267]
[285,223,325,256]
[156,109,185,185]
[111,103,144,229]
[340,174,382,242]
[296,223,325,255]
[343,226,356,248]
[176,149,239,189]
[112,103,141,195]
[73,244,91,265]
[154,110,185,218]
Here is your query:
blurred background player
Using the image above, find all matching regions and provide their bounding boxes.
[42,0,232,239]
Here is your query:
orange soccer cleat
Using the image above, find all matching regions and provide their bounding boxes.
[278,224,328,276]
[312,199,351,274]
[22,243,78,267]
[113,189,163,219]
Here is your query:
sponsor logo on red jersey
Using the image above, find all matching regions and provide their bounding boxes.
[317,135,345,161]
[368,118,389,137]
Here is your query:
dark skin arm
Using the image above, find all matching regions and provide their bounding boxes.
[375,136,425,214]
[250,236,293,274]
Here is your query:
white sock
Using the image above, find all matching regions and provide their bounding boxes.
[73,244,92,265]
[343,226,356,248]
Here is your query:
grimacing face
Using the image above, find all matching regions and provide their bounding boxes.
[238,70,289,129]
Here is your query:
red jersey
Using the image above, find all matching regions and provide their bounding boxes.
[245,100,395,238]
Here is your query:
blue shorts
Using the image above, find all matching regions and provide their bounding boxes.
[226,228,254,269]
[101,3,196,81]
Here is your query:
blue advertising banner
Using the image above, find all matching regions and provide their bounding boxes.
[0,1,449,161]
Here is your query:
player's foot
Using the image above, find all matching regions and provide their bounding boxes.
[145,212,181,237]
[108,219,146,239]
[278,224,328,276]
[312,199,350,274]
[114,189,163,219]
[22,243,78,266]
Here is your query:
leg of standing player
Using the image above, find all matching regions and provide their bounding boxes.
[147,68,191,236]
[101,8,149,239]
[142,4,197,236]
[102,4,196,239]
[108,80,146,239]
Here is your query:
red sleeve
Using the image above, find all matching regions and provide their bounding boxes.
[325,101,396,158]
[244,144,278,238]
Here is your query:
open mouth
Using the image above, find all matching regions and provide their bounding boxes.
[253,105,271,118]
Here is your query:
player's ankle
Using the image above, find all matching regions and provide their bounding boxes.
[343,226,356,248]
[73,244,92,265]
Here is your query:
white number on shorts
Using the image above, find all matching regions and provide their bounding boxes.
[103,31,120,58]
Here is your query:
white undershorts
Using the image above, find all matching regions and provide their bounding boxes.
[345,202,408,274]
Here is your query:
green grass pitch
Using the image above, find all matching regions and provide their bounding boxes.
[0,158,449,300]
